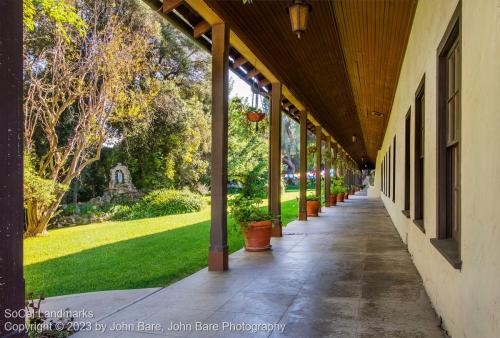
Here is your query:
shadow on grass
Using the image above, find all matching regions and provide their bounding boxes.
[25,199,298,298]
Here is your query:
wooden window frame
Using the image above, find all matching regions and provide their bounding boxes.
[402,109,411,217]
[382,156,385,194]
[381,157,384,192]
[392,136,396,203]
[413,75,425,233]
[388,147,391,199]
[432,2,462,269]
[384,151,387,195]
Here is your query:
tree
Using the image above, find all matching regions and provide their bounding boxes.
[112,80,211,191]
[103,21,212,193]
[23,0,158,236]
[228,96,269,197]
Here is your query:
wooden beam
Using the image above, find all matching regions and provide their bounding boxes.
[325,137,332,207]
[232,56,247,69]
[193,20,211,38]
[0,0,25,336]
[283,101,293,109]
[208,22,229,272]
[269,82,282,237]
[162,0,183,13]
[315,126,322,202]
[259,78,270,88]
[245,68,259,80]
[299,111,308,221]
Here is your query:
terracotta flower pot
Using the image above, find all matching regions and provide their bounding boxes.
[344,192,349,199]
[330,194,337,206]
[246,111,266,122]
[337,193,344,202]
[242,220,272,252]
[306,200,320,217]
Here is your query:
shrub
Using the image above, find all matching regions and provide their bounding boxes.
[306,194,320,201]
[112,189,205,220]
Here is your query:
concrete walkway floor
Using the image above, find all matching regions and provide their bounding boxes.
[45,194,445,338]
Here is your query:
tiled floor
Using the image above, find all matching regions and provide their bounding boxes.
[59,194,445,337]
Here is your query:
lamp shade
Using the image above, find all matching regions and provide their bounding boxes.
[288,1,311,38]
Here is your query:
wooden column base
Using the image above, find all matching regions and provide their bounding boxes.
[208,246,228,271]
[325,200,331,207]
[299,212,307,221]
[271,222,282,237]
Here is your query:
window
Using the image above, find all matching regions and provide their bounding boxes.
[385,152,388,195]
[381,158,384,191]
[388,147,391,199]
[414,75,425,232]
[385,153,388,195]
[403,110,411,216]
[392,136,396,202]
[433,3,462,269]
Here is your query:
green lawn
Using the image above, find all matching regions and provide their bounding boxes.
[24,191,299,297]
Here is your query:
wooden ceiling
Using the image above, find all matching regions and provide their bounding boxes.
[205,0,416,167]
[333,0,417,164]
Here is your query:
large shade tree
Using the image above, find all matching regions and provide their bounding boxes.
[23,0,158,236]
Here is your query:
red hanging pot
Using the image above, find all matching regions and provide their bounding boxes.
[247,110,266,122]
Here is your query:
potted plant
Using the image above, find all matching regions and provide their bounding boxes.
[246,106,266,122]
[337,187,345,202]
[230,196,273,251]
[306,194,320,217]
[344,185,349,199]
[330,186,339,206]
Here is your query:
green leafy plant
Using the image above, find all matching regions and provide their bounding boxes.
[306,194,320,201]
[240,160,268,199]
[229,195,273,230]
[331,185,342,195]
[247,106,262,113]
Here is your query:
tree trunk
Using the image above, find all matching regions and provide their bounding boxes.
[24,194,64,237]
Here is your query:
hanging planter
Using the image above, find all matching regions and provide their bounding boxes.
[246,107,266,122]
[246,80,267,130]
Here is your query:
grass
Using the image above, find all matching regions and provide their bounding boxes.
[24,191,300,298]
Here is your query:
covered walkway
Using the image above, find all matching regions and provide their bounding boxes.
[54,194,444,337]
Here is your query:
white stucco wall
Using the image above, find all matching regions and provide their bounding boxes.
[373,1,500,337]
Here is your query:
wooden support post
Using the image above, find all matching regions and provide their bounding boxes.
[325,137,331,207]
[332,142,337,176]
[315,126,322,201]
[0,1,25,336]
[208,23,229,272]
[269,82,282,237]
[299,111,308,221]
